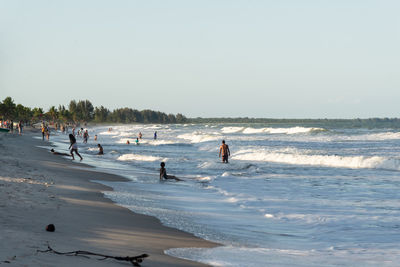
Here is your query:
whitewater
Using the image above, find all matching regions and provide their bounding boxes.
[48,123,400,266]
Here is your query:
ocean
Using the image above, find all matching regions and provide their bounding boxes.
[47,123,400,266]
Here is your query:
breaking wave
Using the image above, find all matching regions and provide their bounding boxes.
[232,149,400,171]
[178,132,220,143]
[117,153,165,162]
[242,127,326,135]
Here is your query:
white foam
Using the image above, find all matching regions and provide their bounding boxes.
[117,153,165,162]
[146,140,178,145]
[232,149,400,170]
[178,132,220,143]
[196,176,212,182]
[221,127,245,133]
[243,126,325,135]
[98,131,117,135]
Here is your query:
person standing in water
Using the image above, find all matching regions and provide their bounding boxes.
[69,134,83,160]
[159,162,181,181]
[219,140,231,163]
[83,130,89,143]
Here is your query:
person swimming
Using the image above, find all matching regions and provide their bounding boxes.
[50,149,71,157]
[159,162,182,181]
[97,144,104,155]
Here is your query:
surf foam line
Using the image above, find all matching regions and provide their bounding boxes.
[117,153,166,162]
[242,126,326,135]
[232,149,400,171]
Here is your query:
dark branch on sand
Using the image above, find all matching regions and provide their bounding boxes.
[37,243,149,266]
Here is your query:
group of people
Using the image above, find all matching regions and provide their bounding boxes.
[1,120,24,134]
[47,124,103,161]
[49,126,232,182]
[41,123,51,140]
[126,131,158,145]
[160,140,231,182]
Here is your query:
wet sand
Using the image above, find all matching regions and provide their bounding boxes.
[0,129,219,266]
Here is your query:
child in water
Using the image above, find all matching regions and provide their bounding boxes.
[159,162,181,181]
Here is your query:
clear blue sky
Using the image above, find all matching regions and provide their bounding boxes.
[1,0,399,118]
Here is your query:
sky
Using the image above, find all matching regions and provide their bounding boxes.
[1,0,399,118]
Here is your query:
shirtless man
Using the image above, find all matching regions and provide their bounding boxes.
[97,144,104,155]
[159,162,181,181]
[219,140,230,163]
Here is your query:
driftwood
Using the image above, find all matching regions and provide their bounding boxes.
[37,243,149,266]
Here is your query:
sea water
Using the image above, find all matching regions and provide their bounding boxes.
[48,124,400,266]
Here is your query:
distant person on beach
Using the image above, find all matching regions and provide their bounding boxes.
[159,162,181,181]
[18,121,23,135]
[50,149,71,157]
[135,138,139,145]
[154,131,157,140]
[94,135,97,141]
[69,134,83,160]
[126,140,130,145]
[46,126,50,140]
[219,140,231,163]
[139,132,142,139]
[97,144,104,155]
[83,130,89,143]
[10,120,13,133]
[41,125,45,140]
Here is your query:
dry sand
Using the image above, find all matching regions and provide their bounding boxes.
[0,130,218,266]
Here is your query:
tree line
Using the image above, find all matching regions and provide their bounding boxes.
[0,97,187,124]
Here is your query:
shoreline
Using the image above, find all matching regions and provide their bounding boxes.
[0,129,219,266]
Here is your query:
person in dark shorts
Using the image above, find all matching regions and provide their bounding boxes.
[219,140,231,163]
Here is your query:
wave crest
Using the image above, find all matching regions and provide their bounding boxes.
[117,153,165,162]
[243,127,326,135]
[232,149,400,170]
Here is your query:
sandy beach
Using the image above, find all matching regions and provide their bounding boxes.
[0,129,218,267]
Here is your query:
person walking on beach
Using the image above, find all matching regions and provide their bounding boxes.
[219,140,231,163]
[154,131,157,140]
[159,162,181,181]
[46,126,50,140]
[18,121,23,135]
[69,134,83,160]
[138,132,142,139]
[41,125,46,140]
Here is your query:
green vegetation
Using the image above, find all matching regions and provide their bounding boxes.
[0,97,187,124]
[190,117,400,129]
[2,96,400,128]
